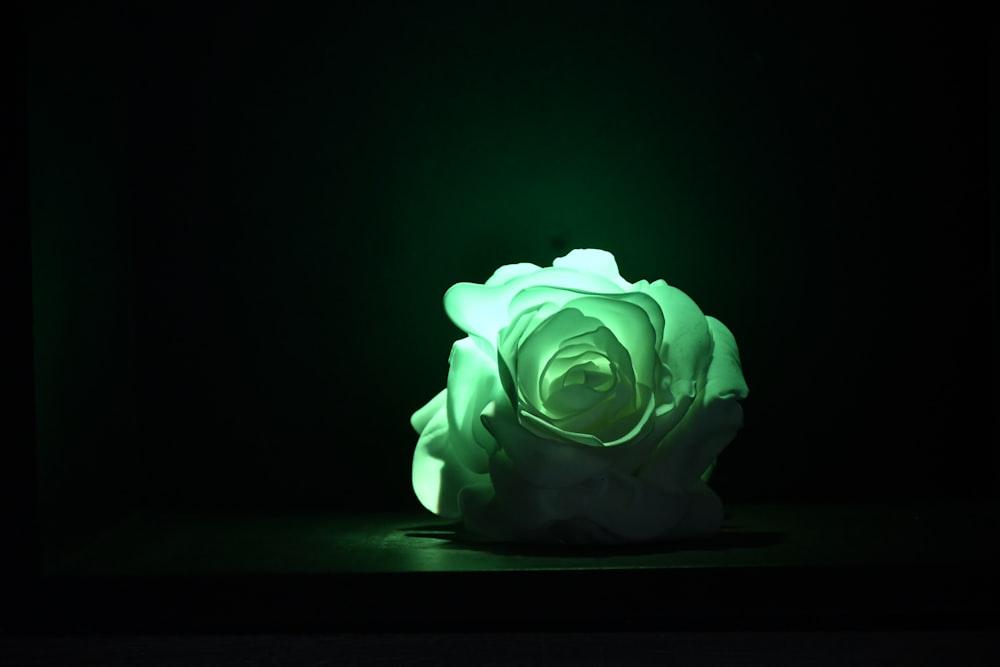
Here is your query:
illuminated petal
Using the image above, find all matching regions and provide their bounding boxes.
[552,248,633,290]
[481,400,617,487]
[410,388,446,433]
[411,401,487,518]
[703,316,749,401]
[522,386,654,448]
[444,267,625,341]
[497,304,548,409]
[640,279,712,404]
[560,295,660,392]
[484,262,542,286]
[640,316,748,489]
[507,288,664,352]
[514,308,604,416]
[446,337,500,472]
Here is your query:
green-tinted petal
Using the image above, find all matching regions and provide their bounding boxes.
[444,267,625,342]
[641,279,712,395]
[481,400,619,487]
[640,395,744,490]
[639,316,747,489]
[446,337,501,472]
[410,388,446,433]
[704,316,749,401]
[484,262,542,286]
[561,295,660,392]
[411,402,488,518]
[508,288,664,351]
[551,249,633,290]
[497,303,548,409]
[515,308,604,415]
[524,387,655,447]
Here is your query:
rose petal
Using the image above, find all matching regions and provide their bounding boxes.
[410,388,446,433]
[487,450,568,531]
[551,249,633,290]
[457,481,514,540]
[703,316,749,400]
[444,267,626,342]
[539,331,640,439]
[641,279,713,405]
[497,303,549,409]
[543,378,609,418]
[605,402,676,474]
[560,295,660,392]
[551,468,689,541]
[473,459,723,542]
[481,399,620,487]
[522,387,655,448]
[623,388,698,467]
[412,401,488,518]
[507,288,665,353]
[539,344,617,413]
[507,295,662,446]
[644,397,744,488]
[568,472,721,541]
[446,337,500,472]
[639,316,748,489]
[514,308,605,417]
[484,262,542,286]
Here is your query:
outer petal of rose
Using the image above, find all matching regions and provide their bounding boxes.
[639,317,748,489]
[444,267,626,342]
[479,459,722,542]
[703,316,749,401]
[455,452,582,541]
[410,388,446,433]
[480,399,620,487]
[412,402,488,518]
[446,337,500,473]
[641,396,744,490]
[497,304,549,408]
[640,279,713,406]
[484,262,542,286]
[551,468,723,541]
[608,393,694,474]
[487,450,568,532]
[551,249,633,290]
[519,389,655,449]
[457,480,514,540]
[507,288,664,354]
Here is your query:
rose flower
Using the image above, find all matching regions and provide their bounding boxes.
[411,249,748,543]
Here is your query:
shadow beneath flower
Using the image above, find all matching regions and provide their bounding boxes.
[401,522,785,558]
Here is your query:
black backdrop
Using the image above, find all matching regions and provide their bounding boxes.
[23,1,993,543]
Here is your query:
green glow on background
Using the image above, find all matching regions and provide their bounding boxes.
[27,1,992,545]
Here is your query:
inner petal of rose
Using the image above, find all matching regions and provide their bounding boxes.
[534,328,640,440]
[540,347,617,403]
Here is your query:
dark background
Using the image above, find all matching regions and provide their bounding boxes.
[23,1,993,550]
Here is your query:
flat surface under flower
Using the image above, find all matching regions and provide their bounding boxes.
[18,502,994,633]
[43,502,994,575]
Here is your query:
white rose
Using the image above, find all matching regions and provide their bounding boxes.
[411,249,748,543]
